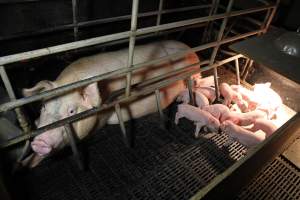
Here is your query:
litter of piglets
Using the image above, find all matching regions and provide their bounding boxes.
[175,80,285,149]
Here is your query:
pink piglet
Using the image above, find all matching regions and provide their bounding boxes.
[221,120,266,148]
[175,104,220,138]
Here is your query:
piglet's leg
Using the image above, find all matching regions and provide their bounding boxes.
[194,122,205,138]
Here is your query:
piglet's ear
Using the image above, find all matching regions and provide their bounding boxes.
[81,83,101,108]
[22,80,56,97]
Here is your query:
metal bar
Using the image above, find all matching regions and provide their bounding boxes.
[209,0,234,101]
[202,0,219,43]
[262,0,280,33]
[125,0,139,97]
[240,4,274,81]
[0,3,275,65]
[0,66,30,132]
[154,89,165,128]
[138,60,210,88]
[0,4,211,42]
[72,0,79,41]
[114,103,130,147]
[72,22,208,58]
[0,30,261,113]
[192,113,300,200]
[242,59,253,81]
[156,0,164,26]
[240,58,250,76]
[0,54,243,148]
[187,77,195,106]
[79,5,212,28]
[235,58,240,85]
[0,0,39,4]
[64,123,84,170]
[220,49,237,56]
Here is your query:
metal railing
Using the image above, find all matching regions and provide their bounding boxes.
[0,0,278,179]
[0,0,276,149]
[0,0,279,198]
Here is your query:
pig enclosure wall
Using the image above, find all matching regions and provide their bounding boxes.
[0,0,282,199]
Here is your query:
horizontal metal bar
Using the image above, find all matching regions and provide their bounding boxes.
[79,4,212,28]
[0,3,274,65]
[0,29,261,113]
[0,0,39,4]
[135,4,274,36]
[0,4,212,41]
[0,54,243,148]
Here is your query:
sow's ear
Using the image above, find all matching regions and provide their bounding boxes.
[22,80,56,97]
[81,82,101,108]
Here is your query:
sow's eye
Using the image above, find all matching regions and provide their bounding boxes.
[68,106,77,116]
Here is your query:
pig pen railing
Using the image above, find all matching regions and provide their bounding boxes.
[0,0,278,198]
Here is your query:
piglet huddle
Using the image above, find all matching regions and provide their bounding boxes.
[175,82,280,148]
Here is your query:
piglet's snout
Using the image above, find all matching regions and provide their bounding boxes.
[31,127,66,156]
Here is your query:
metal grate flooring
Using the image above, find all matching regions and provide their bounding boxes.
[237,155,300,200]
[13,102,246,200]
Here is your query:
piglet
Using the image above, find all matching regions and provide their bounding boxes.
[220,83,242,106]
[247,118,277,137]
[202,104,230,122]
[175,104,220,138]
[231,85,254,102]
[176,89,209,108]
[230,103,242,113]
[195,87,217,103]
[231,85,257,111]
[252,83,282,119]
[221,120,266,148]
[222,110,266,126]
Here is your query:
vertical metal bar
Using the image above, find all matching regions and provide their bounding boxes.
[0,66,29,132]
[202,0,219,43]
[209,0,234,101]
[156,0,164,26]
[115,103,130,147]
[125,0,139,97]
[262,0,280,33]
[187,77,195,106]
[241,58,249,76]
[72,0,79,41]
[242,59,253,81]
[235,58,240,85]
[65,123,84,170]
[155,89,165,123]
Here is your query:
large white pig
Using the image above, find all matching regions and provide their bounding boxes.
[22,40,201,166]
[176,89,209,108]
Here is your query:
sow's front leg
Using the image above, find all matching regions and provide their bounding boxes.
[107,80,186,124]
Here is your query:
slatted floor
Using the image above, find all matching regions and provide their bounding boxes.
[13,102,246,200]
[10,68,299,200]
[237,156,300,200]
